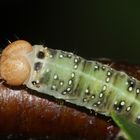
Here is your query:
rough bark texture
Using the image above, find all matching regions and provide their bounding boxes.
[0,59,140,140]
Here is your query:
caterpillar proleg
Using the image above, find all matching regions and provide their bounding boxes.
[1,40,140,128]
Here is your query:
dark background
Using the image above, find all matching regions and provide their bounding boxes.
[0,0,140,63]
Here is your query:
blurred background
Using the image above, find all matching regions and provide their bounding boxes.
[0,0,140,63]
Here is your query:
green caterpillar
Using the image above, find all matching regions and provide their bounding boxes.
[25,44,140,125]
[0,40,140,139]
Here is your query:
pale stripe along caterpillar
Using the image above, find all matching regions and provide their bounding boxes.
[1,40,140,127]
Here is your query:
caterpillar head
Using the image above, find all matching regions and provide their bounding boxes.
[0,40,33,86]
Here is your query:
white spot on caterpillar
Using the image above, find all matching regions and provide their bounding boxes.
[94,104,97,107]
[54,74,58,80]
[136,88,140,94]
[74,58,78,63]
[116,107,120,111]
[36,80,40,84]
[99,93,103,98]
[68,53,73,58]
[83,98,87,102]
[51,85,56,90]
[102,66,106,70]
[126,106,131,112]
[59,54,63,58]
[60,81,64,86]
[74,65,78,69]
[107,71,111,76]
[49,54,53,58]
[66,87,71,92]
[68,80,72,85]
[85,88,89,93]
[136,115,140,124]
[120,101,125,106]
[91,95,95,99]
[71,72,75,78]
[106,77,110,82]
[103,85,107,91]
[62,91,67,95]
[114,101,118,105]
[128,86,133,92]
[94,65,99,70]
[97,101,101,105]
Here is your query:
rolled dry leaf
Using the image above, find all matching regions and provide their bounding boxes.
[0,59,140,140]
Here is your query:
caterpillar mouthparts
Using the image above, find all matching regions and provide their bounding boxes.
[0,40,33,86]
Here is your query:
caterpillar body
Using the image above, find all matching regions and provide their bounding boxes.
[1,40,140,127]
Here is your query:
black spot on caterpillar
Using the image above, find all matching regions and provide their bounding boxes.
[24,45,140,126]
